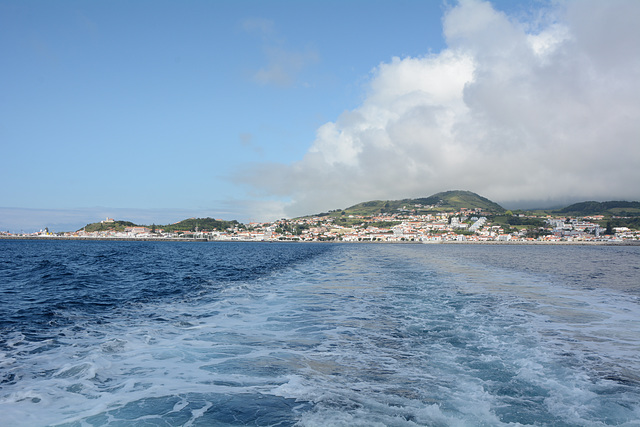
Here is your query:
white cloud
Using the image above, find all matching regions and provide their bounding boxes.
[236,0,640,217]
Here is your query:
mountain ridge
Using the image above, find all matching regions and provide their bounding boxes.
[338,190,505,216]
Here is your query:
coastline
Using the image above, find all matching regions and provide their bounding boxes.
[0,235,209,243]
[1,235,638,245]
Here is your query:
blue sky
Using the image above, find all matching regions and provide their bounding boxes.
[2,0,639,232]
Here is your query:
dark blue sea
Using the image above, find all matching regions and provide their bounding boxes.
[1,240,639,426]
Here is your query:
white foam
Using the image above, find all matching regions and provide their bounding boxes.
[2,244,640,426]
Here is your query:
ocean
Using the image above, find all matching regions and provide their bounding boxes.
[1,240,639,426]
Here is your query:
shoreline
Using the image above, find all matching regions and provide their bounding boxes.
[1,235,638,246]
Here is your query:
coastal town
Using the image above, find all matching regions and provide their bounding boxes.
[3,205,639,243]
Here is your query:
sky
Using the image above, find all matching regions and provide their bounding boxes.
[1,0,639,232]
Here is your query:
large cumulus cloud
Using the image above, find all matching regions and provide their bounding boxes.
[237,0,640,218]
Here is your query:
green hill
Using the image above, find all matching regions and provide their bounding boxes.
[78,217,240,234]
[80,220,137,233]
[339,190,505,216]
[553,201,640,217]
[304,190,505,218]
[417,190,505,212]
[160,217,241,233]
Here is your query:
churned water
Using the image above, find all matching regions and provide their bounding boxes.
[0,240,639,426]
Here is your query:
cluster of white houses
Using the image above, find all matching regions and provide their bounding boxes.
[22,210,637,242]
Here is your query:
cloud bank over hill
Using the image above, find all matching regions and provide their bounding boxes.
[236,0,640,218]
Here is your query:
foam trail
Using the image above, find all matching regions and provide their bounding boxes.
[0,241,638,426]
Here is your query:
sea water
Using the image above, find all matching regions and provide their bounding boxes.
[0,240,639,426]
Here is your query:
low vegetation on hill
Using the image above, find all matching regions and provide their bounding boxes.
[310,190,506,218]
[553,201,640,217]
[160,218,241,233]
[79,218,240,234]
[81,221,136,233]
